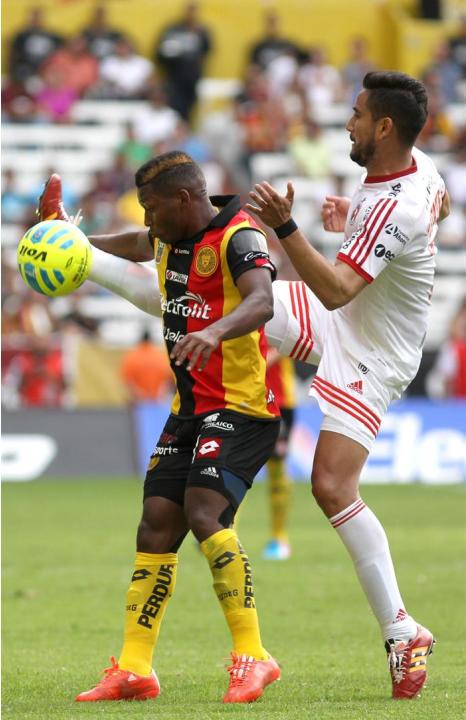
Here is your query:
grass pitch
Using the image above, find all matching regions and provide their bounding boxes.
[2,479,465,720]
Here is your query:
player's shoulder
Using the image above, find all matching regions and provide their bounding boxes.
[228,226,268,255]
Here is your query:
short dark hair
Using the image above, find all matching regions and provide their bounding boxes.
[363,71,428,147]
[135,151,206,197]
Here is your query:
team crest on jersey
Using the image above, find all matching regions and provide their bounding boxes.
[195,246,218,276]
[155,240,164,264]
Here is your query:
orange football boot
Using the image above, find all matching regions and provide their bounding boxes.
[75,657,160,702]
[223,652,280,703]
[37,173,71,222]
[386,625,435,699]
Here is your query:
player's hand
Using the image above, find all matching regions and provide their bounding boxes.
[170,328,221,372]
[321,195,351,233]
[245,181,295,229]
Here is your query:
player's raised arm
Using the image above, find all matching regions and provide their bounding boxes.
[246,181,367,310]
[321,195,352,233]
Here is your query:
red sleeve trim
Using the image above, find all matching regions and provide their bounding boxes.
[337,253,373,283]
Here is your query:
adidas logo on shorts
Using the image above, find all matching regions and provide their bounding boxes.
[347,380,363,394]
[200,466,219,478]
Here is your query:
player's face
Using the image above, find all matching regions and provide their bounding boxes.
[137,185,184,244]
[346,90,377,167]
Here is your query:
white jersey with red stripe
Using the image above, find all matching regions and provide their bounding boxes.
[335,146,445,389]
[267,148,445,450]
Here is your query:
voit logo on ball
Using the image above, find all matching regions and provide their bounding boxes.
[17,219,92,296]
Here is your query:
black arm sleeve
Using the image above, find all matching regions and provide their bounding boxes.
[226,228,276,283]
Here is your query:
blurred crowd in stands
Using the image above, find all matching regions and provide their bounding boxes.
[2,4,466,408]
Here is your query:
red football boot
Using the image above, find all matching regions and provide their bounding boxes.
[386,625,435,699]
[75,657,160,702]
[37,173,71,222]
[223,653,280,703]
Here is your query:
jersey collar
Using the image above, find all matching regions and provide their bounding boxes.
[182,195,241,244]
[364,157,417,184]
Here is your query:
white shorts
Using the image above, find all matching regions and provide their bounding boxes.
[267,281,405,452]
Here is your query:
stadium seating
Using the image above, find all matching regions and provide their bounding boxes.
[2,94,465,351]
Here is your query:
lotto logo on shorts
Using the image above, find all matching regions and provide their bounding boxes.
[196,437,222,458]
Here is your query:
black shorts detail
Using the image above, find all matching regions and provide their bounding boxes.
[143,410,279,505]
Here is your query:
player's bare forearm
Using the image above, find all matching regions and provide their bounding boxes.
[89,230,153,262]
[279,230,361,309]
[247,182,364,310]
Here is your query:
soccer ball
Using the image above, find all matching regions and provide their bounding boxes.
[17,219,92,296]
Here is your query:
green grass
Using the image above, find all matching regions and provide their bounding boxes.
[2,479,466,720]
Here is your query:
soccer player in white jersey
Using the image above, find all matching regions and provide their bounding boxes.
[37,71,449,698]
[246,71,450,700]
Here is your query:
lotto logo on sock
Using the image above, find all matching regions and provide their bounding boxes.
[196,437,222,458]
[212,551,236,569]
[131,569,152,582]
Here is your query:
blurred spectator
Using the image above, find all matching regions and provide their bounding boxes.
[449,14,466,78]
[98,152,134,197]
[427,298,466,398]
[287,118,331,178]
[81,4,126,62]
[248,9,301,71]
[341,36,377,105]
[155,2,212,122]
[8,6,63,85]
[423,40,462,104]
[265,48,300,100]
[1,169,30,224]
[121,330,173,402]
[77,193,111,237]
[35,67,77,122]
[131,85,181,146]
[163,120,212,163]
[1,79,38,123]
[17,343,65,407]
[279,70,308,130]
[1,291,57,344]
[417,84,457,152]
[40,35,99,98]
[233,65,287,173]
[117,122,152,170]
[444,128,466,209]
[97,38,155,100]
[298,46,343,110]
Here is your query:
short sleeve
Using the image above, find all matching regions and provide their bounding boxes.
[337,198,411,282]
[226,228,277,282]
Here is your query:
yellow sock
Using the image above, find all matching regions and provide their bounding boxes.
[267,457,291,541]
[118,551,177,675]
[200,528,268,660]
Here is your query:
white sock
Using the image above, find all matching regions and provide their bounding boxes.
[329,499,417,642]
[89,246,161,317]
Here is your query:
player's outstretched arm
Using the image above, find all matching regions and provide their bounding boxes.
[246,181,366,310]
[89,246,161,317]
[89,229,154,263]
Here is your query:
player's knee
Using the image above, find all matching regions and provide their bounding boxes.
[311,464,341,509]
[185,504,213,540]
